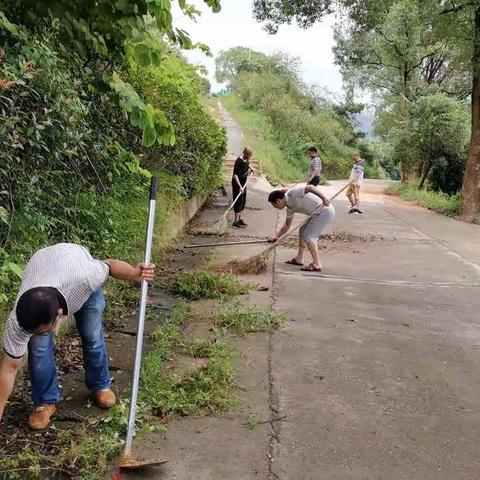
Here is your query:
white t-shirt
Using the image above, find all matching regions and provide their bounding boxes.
[285,185,323,219]
[349,159,365,186]
[3,243,109,358]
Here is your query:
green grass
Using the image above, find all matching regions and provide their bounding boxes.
[222,94,305,185]
[214,303,287,336]
[387,181,460,216]
[140,304,237,418]
[168,269,250,300]
[0,402,127,479]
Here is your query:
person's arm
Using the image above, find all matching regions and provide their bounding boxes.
[0,354,22,421]
[307,164,314,183]
[354,164,363,183]
[103,259,155,283]
[270,217,294,242]
[304,185,330,207]
[233,174,243,190]
[232,159,244,189]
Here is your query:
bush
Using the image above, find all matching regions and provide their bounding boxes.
[388,181,460,216]
[135,52,226,198]
[0,16,226,312]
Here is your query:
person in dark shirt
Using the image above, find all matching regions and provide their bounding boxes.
[232,146,254,228]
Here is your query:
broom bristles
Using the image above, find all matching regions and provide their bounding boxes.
[214,249,272,275]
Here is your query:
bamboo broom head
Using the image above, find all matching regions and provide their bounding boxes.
[213,247,273,275]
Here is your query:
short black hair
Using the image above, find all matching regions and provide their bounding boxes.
[16,287,61,332]
[268,190,286,203]
[308,147,318,153]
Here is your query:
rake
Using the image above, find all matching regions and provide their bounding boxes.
[216,182,353,275]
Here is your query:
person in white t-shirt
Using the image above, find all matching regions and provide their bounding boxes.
[268,184,335,272]
[0,243,155,430]
[347,153,365,213]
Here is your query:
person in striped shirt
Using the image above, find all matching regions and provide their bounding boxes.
[347,153,365,214]
[307,147,322,186]
[0,243,155,430]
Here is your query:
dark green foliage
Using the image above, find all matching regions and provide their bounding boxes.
[0,13,226,307]
[429,155,466,195]
[138,54,226,197]
[0,25,137,252]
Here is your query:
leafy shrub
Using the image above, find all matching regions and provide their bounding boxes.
[135,51,226,197]
[387,181,460,216]
[217,48,382,181]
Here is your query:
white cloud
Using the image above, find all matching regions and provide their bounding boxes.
[173,0,343,94]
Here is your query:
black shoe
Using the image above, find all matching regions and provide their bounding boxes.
[238,219,248,226]
[232,221,246,228]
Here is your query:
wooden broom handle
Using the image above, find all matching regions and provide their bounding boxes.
[266,181,353,253]
[224,172,254,216]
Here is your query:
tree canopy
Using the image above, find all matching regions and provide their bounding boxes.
[252,0,480,220]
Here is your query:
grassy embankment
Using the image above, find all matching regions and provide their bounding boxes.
[387,181,460,216]
[222,94,305,185]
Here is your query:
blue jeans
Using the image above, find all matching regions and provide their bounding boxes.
[28,289,111,405]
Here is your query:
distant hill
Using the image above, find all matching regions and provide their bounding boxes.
[353,111,375,137]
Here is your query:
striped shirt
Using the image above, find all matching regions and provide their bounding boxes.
[349,158,365,186]
[308,155,322,178]
[3,243,109,358]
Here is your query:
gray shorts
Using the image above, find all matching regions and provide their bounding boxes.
[299,205,335,242]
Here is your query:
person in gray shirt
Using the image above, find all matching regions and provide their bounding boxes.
[268,184,335,272]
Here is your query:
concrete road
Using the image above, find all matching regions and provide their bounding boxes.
[123,108,480,480]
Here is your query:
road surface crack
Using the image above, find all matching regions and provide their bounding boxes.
[267,211,282,480]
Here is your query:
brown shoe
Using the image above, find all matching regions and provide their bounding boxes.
[28,404,57,430]
[94,389,116,409]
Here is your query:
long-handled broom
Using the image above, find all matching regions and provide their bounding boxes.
[112,177,168,478]
[217,181,353,275]
[209,172,254,235]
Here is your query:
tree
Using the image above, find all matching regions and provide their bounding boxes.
[252,0,480,219]
[215,46,301,86]
[1,1,221,148]
[405,92,469,189]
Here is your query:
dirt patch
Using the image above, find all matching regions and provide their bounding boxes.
[280,230,388,253]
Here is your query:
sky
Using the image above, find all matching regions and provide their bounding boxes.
[173,0,344,97]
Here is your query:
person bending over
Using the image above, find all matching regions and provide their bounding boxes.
[0,243,154,430]
[268,184,335,272]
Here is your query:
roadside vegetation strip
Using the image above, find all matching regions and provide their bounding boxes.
[221,94,303,185]
[213,304,287,337]
[1,290,286,478]
[387,181,461,217]
[167,268,251,300]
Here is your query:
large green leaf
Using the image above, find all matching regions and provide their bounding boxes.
[142,125,157,147]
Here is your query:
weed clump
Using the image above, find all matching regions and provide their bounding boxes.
[168,269,250,300]
[141,337,236,418]
[214,304,286,336]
